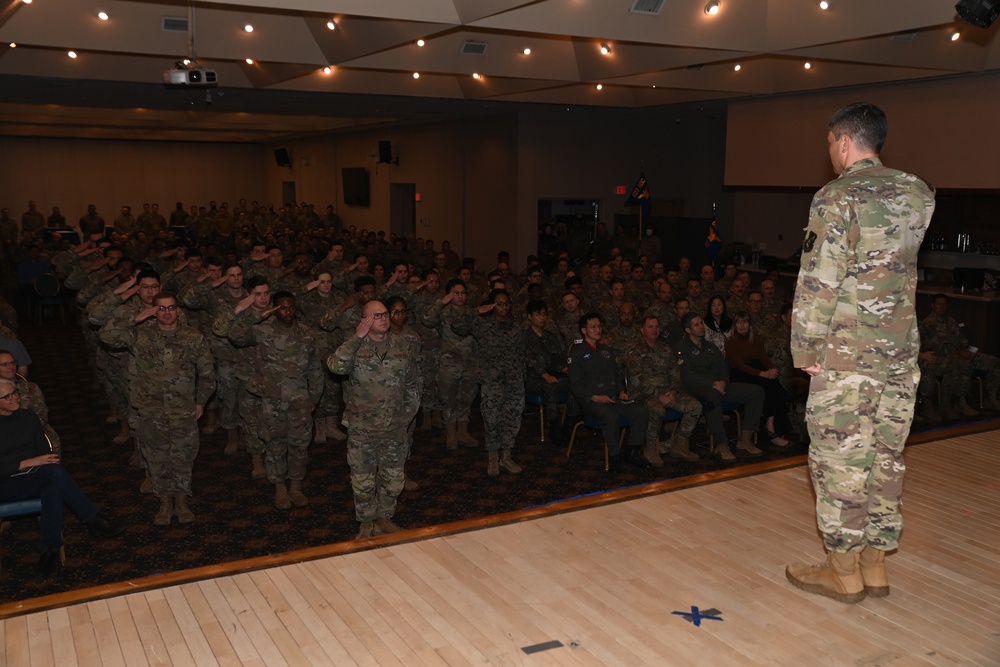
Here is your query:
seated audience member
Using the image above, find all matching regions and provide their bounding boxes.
[568,313,650,473]
[675,313,765,461]
[0,349,61,453]
[764,304,810,403]
[0,334,30,378]
[704,295,732,352]
[724,311,792,446]
[0,378,124,579]
[523,300,571,447]
[918,293,1000,420]
[625,315,703,464]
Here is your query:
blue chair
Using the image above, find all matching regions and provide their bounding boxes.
[566,414,629,471]
[525,391,568,443]
[34,273,66,326]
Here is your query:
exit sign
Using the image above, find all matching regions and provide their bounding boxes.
[615,185,626,195]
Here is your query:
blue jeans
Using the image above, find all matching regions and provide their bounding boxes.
[0,465,98,551]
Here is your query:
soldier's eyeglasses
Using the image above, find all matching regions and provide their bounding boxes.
[0,361,15,367]
[0,389,20,401]
[371,312,390,319]
[157,305,179,312]
[495,302,511,307]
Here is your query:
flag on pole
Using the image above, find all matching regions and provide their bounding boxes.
[705,214,723,261]
[624,171,651,218]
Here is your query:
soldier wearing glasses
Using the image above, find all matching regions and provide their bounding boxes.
[100,291,215,526]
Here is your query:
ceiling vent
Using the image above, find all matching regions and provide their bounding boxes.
[162,16,189,33]
[891,31,917,41]
[685,63,704,72]
[461,41,488,56]
[630,0,666,15]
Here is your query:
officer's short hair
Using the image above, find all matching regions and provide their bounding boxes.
[578,312,601,332]
[354,275,376,292]
[153,291,177,305]
[272,290,295,305]
[136,269,161,284]
[525,299,547,316]
[829,102,887,154]
[564,275,582,290]
[383,295,407,312]
[246,275,269,291]
[445,278,466,293]
[642,314,659,327]
[681,312,700,331]
[391,259,408,272]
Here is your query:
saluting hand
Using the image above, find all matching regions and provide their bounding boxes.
[304,279,320,292]
[135,305,159,323]
[356,313,375,338]
[114,276,137,296]
[234,293,256,314]
[478,303,495,314]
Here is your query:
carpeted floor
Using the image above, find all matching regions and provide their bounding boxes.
[0,303,987,604]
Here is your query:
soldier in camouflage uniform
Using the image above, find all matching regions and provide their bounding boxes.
[625,315,703,464]
[329,300,422,538]
[99,292,215,525]
[297,271,348,443]
[421,278,480,449]
[410,270,445,430]
[524,300,572,447]
[786,103,935,604]
[555,291,585,348]
[452,290,525,476]
[181,262,249,453]
[218,289,323,509]
[918,293,1000,419]
[0,350,61,454]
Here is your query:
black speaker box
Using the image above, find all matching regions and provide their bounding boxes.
[274,148,292,167]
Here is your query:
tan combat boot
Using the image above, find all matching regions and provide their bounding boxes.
[499,448,522,474]
[251,455,266,479]
[715,441,736,462]
[487,451,500,476]
[139,470,153,493]
[200,408,217,435]
[174,495,194,523]
[457,421,479,447]
[288,480,309,507]
[445,423,459,450]
[154,495,173,526]
[312,418,326,444]
[785,551,866,603]
[374,517,402,535]
[669,434,700,463]
[736,430,763,456]
[326,416,348,442]
[859,547,890,597]
[919,398,943,424]
[224,428,239,455]
[274,481,292,510]
[942,396,964,421]
[642,439,664,467]
[957,396,979,418]
[356,521,375,539]
[112,421,130,444]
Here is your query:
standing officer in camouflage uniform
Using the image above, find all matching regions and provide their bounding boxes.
[786,102,935,604]
[329,300,422,538]
[421,278,480,449]
[99,292,215,525]
[451,289,525,476]
[625,315,703,464]
[220,290,323,509]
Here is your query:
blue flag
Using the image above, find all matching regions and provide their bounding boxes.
[705,215,723,261]
[624,171,651,218]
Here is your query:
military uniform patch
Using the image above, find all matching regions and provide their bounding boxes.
[803,230,818,253]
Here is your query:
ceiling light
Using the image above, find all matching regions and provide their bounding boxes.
[704,1,720,15]
[600,43,611,55]
[417,39,425,47]
[323,66,332,74]
[97,10,109,21]
[245,58,254,65]
[21,0,31,4]
[326,20,336,31]
[413,72,420,79]
[8,43,15,48]
[595,83,603,90]
[68,51,77,59]
[243,23,254,33]
[951,30,961,41]
[522,47,532,55]
[819,1,830,9]
[734,64,741,71]
[472,72,482,80]
[182,58,191,66]
[804,62,812,69]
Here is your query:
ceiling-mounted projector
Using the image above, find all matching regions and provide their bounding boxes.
[163,62,218,86]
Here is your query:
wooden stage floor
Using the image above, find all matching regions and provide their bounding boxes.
[2,432,998,666]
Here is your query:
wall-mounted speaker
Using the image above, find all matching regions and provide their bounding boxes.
[274,148,292,167]
[378,140,392,164]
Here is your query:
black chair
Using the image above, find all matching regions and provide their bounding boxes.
[33,273,65,326]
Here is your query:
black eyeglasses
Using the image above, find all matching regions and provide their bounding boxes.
[157,305,180,312]
[0,388,20,401]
